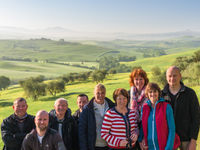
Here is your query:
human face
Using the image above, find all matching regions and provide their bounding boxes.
[13,101,28,118]
[148,90,159,104]
[134,76,145,91]
[77,96,88,111]
[35,111,49,131]
[116,94,128,108]
[166,68,181,87]
[54,100,68,116]
[94,88,106,104]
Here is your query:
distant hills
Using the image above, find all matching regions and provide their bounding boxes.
[1,26,200,40]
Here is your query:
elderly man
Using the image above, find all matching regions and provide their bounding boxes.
[79,83,115,150]
[162,66,200,150]
[49,98,77,150]
[22,110,66,150]
[1,97,35,150]
[73,94,89,124]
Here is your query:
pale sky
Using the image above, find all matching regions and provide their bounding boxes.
[0,0,200,34]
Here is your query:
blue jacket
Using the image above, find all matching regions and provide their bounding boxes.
[139,98,175,150]
[78,97,114,150]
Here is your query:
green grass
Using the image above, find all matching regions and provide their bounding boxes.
[122,48,199,72]
[0,60,92,83]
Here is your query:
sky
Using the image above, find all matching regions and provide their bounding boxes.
[0,0,200,34]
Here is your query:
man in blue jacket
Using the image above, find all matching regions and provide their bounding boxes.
[79,84,114,150]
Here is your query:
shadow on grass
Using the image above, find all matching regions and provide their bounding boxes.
[0,102,13,107]
[106,82,120,85]
[40,92,90,102]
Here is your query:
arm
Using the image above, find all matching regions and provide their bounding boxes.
[54,133,66,150]
[189,90,200,140]
[78,108,89,150]
[1,120,25,148]
[101,111,123,147]
[21,135,33,150]
[165,104,175,150]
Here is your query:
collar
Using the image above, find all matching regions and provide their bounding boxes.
[163,82,185,94]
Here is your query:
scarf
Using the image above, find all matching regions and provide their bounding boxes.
[130,86,147,114]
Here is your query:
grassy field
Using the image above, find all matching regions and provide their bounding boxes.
[0,60,92,83]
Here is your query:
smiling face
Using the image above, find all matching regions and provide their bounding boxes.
[166,67,181,88]
[13,100,28,118]
[77,96,88,111]
[54,99,68,117]
[94,87,106,104]
[134,76,145,91]
[35,111,49,131]
[148,89,159,104]
[116,94,128,108]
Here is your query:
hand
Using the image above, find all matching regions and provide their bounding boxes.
[130,133,138,145]
[139,138,148,150]
[187,139,196,150]
[120,139,128,147]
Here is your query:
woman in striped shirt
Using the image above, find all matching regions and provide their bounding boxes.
[101,88,139,150]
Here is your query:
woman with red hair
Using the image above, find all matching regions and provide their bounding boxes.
[129,68,149,115]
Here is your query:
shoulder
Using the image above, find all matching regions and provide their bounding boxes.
[105,97,115,107]
[1,114,15,125]
[24,129,36,141]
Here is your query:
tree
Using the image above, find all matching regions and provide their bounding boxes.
[19,76,46,101]
[0,76,11,90]
[99,56,119,70]
[46,80,65,96]
[91,70,107,83]
[151,66,167,87]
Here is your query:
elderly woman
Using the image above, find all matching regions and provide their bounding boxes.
[139,83,180,150]
[101,88,139,150]
[129,68,149,115]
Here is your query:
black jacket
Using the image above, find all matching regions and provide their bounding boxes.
[22,128,66,150]
[1,114,35,150]
[162,83,200,141]
[78,97,114,150]
[49,109,77,150]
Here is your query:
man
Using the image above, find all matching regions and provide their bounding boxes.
[1,97,35,150]
[22,110,66,150]
[72,94,89,124]
[162,66,200,150]
[79,83,115,150]
[49,98,77,150]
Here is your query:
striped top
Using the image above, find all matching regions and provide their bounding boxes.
[101,108,139,149]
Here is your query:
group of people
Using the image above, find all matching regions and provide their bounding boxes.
[1,66,200,150]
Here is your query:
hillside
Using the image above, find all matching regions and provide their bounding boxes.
[0,49,200,149]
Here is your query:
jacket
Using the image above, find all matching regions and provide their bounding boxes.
[162,83,200,141]
[139,98,176,150]
[49,109,77,150]
[78,97,114,150]
[1,114,35,150]
[21,128,66,150]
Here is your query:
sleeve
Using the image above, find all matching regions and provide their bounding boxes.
[101,111,122,147]
[54,133,67,150]
[189,90,200,140]
[138,106,144,142]
[130,110,139,136]
[21,135,32,150]
[78,108,89,150]
[1,119,25,148]
[71,117,78,150]
[165,104,175,150]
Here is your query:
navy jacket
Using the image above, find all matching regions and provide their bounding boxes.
[78,97,114,150]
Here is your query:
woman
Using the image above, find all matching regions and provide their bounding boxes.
[129,68,149,115]
[139,83,180,150]
[101,88,139,150]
